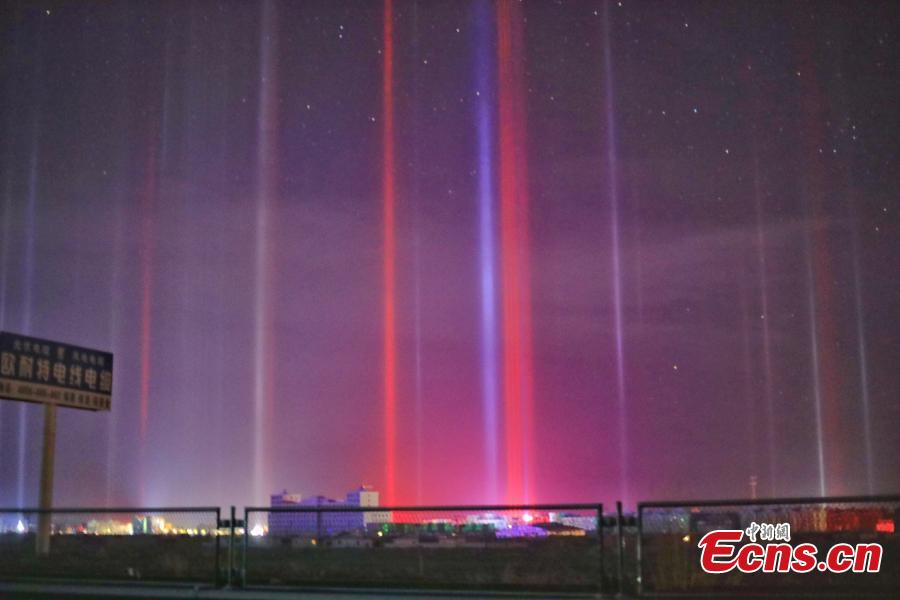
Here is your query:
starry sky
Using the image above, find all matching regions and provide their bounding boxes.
[0,0,897,510]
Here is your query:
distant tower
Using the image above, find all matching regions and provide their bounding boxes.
[347,485,379,507]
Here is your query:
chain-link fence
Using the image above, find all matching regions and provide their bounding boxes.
[242,503,603,593]
[0,507,221,586]
[637,495,899,596]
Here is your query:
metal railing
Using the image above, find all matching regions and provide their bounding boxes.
[0,506,221,587]
[1,495,896,596]
[242,502,604,593]
[636,494,900,597]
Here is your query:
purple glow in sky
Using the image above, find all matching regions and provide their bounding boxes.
[0,1,897,510]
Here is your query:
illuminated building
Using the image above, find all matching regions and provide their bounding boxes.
[549,512,598,532]
[495,524,547,539]
[268,486,391,537]
[465,513,506,530]
[533,522,586,537]
[132,515,150,535]
[85,519,134,535]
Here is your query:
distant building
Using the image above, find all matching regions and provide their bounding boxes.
[495,524,548,539]
[268,486,391,537]
[465,513,507,530]
[549,512,597,531]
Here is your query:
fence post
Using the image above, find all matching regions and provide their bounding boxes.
[616,500,624,596]
[597,504,604,595]
[214,507,221,588]
[242,508,250,588]
[636,504,643,596]
[227,505,236,587]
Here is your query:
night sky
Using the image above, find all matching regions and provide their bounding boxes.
[0,0,897,511]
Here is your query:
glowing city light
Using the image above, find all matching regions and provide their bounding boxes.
[602,0,630,507]
[474,0,501,504]
[381,0,397,505]
[252,0,279,505]
[497,0,535,506]
[138,140,156,497]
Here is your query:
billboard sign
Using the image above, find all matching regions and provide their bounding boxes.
[0,332,112,411]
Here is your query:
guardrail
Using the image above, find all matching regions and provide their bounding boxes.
[1,495,895,596]
[0,506,222,587]
[636,494,900,597]
[243,502,605,593]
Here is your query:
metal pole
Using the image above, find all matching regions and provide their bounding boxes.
[242,509,249,588]
[227,505,235,587]
[636,505,643,596]
[316,507,322,541]
[616,501,624,596]
[597,504,604,595]
[36,403,57,556]
[214,508,221,588]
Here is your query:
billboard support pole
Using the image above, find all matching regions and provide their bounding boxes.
[36,403,57,555]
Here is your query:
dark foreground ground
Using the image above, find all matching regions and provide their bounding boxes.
[0,581,589,599]
[0,582,895,600]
